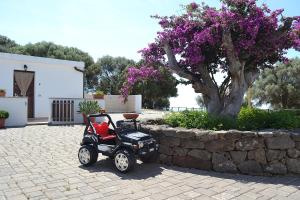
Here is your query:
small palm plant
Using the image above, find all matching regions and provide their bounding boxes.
[79,101,101,124]
[79,100,101,115]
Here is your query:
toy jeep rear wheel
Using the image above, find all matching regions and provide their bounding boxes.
[114,149,136,173]
[78,145,98,166]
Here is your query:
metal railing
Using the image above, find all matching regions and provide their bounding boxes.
[168,107,205,112]
[50,99,75,124]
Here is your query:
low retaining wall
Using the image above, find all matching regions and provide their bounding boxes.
[141,124,300,176]
[0,97,27,127]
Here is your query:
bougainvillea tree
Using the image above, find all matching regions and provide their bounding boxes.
[122,0,300,117]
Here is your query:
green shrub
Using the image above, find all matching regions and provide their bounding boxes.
[164,111,236,130]
[237,107,270,130]
[0,110,9,119]
[268,110,300,129]
[164,108,300,130]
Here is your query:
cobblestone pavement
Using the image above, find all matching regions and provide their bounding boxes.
[0,125,300,200]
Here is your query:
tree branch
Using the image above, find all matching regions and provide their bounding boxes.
[222,29,244,77]
[219,75,231,97]
[244,68,259,87]
[163,42,197,81]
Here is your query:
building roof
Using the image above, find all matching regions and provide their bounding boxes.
[0,52,85,69]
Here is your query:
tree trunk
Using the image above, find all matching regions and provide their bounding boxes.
[163,32,259,118]
[201,77,248,118]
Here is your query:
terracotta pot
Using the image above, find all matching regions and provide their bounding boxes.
[123,113,139,120]
[0,91,5,97]
[0,118,5,129]
[100,109,106,113]
[82,114,95,125]
[93,94,104,99]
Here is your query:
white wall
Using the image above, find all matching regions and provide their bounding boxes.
[104,95,142,113]
[0,53,84,118]
[0,97,27,127]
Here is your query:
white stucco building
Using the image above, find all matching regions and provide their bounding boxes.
[0,53,141,127]
[0,52,85,126]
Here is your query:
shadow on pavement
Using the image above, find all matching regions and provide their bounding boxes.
[79,157,164,180]
[80,157,300,187]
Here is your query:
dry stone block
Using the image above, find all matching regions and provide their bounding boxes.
[188,149,211,160]
[266,150,286,162]
[247,149,267,164]
[173,156,212,170]
[172,156,187,167]
[205,139,235,152]
[290,132,300,141]
[230,151,247,164]
[212,152,237,173]
[159,145,172,155]
[159,154,172,165]
[238,160,263,175]
[173,147,188,157]
[235,137,264,151]
[186,156,212,170]
[286,158,300,174]
[160,136,180,147]
[195,131,216,141]
[264,163,287,175]
[287,148,300,158]
[258,131,274,138]
[265,136,295,150]
[173,129,196,138]
[295,142,300,150]
[160,128,176,137]
[181,139,204,149]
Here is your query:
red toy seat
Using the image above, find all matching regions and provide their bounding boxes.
[90,122,116,140]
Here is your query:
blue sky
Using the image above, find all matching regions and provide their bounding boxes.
[0,0,299,107]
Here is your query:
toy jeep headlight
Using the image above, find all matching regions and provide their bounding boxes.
[138,141,144,148]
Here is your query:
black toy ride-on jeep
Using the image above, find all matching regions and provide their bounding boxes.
[78,113,159,173]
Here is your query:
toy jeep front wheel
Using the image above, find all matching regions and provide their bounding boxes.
[78,145,98,166]
[114,149,136,173]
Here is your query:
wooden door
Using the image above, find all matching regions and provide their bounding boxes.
[13,71,35,118]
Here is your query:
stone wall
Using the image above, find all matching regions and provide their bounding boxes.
[141,124,300,176]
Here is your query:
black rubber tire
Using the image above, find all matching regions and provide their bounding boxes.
[140,152,158,163]
[78,145,98,166]
[114,149,136,173]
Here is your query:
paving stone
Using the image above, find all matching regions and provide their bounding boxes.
[0,125,299,200]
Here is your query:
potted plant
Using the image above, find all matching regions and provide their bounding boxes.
[123,113,139,120]
[79,100,101,124]
[0,89,6,97]
[93,90,105,99]
[0,110,9,129]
